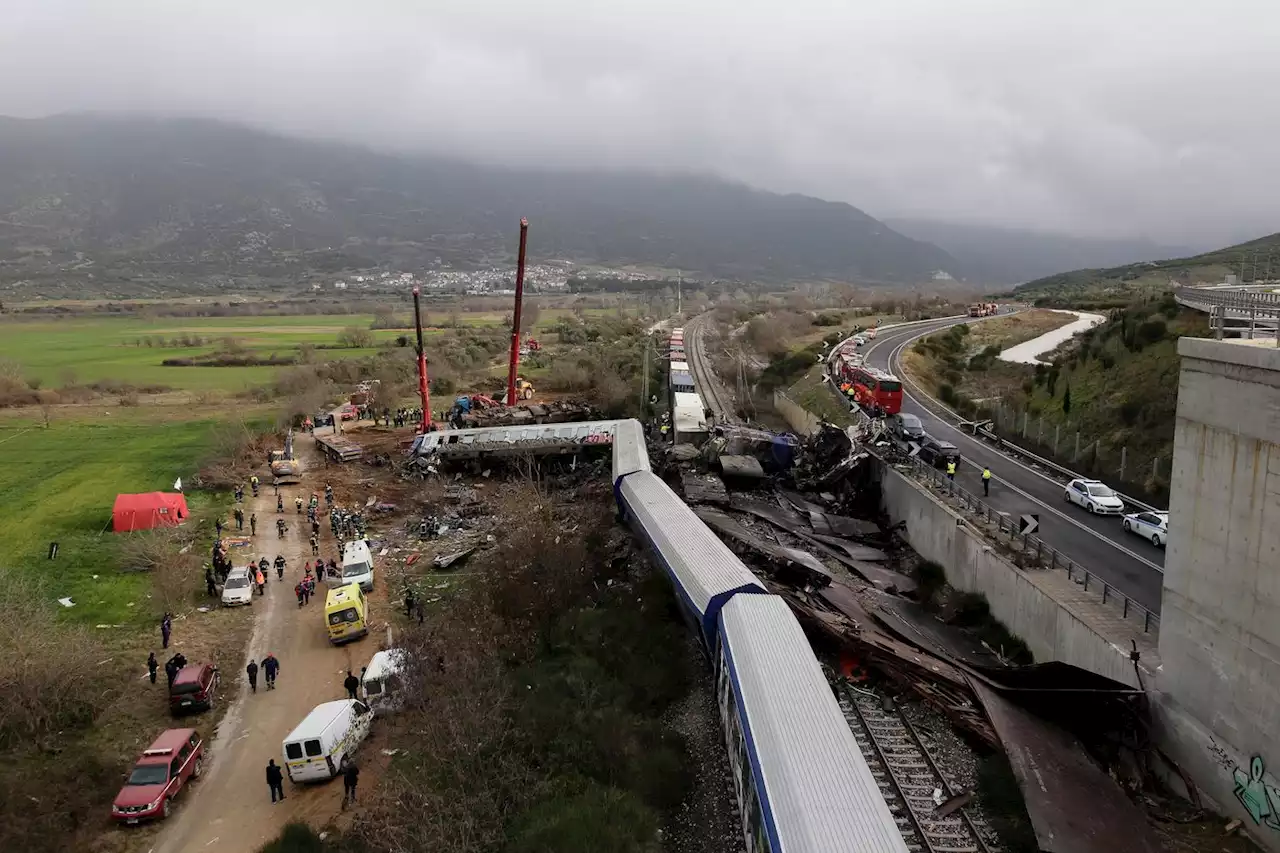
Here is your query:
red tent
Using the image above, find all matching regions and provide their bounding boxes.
[112,492,190,533]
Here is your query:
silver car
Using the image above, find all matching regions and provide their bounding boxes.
[1122,510,1169,548]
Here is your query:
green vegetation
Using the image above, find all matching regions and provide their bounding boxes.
[785,366,855,427]
[0,412,232,625]
[294,491,701,853]
[1017,299,1209,497]
[1013,231,1280,303]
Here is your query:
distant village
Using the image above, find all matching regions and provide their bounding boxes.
[313,262,652,296]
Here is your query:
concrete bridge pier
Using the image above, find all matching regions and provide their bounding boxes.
[1154,337,1280,851]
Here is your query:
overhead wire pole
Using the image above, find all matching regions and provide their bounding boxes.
[412,286,432,432]
[505,218,530,407]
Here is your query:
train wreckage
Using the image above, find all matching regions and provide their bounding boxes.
[400,415,1167,853]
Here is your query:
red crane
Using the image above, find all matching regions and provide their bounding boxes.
[412,286,432,432]
[505,217,530,407]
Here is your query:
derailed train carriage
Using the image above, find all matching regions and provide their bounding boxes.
[612,420,908,853]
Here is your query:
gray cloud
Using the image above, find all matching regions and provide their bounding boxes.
[0,0,1275,245]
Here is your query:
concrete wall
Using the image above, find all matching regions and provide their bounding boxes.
[1155,337,1280,851]
[879,463,1146,688]
[772,391,822,437]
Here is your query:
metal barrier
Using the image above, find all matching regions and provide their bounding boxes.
[898,455,1160,635]
[1175,286,1280,345]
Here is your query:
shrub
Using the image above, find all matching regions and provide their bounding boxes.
[1136,317,1167,345]
[938,383,958,406]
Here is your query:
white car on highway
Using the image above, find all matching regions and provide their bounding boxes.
[1122,510,1169,548]
[1064,478,1125,515]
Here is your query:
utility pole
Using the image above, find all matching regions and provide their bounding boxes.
[640,337,650,414]
[677,270,683,318]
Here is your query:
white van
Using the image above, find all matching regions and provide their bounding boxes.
[341,540,375,591]
[281,699,373,783]
[361,649,407,713]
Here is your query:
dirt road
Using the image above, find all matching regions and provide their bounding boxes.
[154,434,381,853]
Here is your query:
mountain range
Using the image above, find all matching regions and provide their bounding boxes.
[0,115,960,296]
[885,218,1198,286]
[1013,231,1280,302]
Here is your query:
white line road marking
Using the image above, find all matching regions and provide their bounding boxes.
[883,329,1164,574]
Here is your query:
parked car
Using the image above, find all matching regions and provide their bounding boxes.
[338,403,359,421]
[888,412,926,442]
[1064,479,1125,515]
[917,438,960,469]
[1123,510,1169,547]
[111,729,204,824]
[220,566,253,607]
[852,335,868,347]
[169,663,219,716]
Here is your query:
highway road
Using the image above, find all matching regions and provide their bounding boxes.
[850,317,1166,614]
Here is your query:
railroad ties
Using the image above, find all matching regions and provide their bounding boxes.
[838,685,991,853]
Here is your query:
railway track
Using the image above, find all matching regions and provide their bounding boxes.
[685,314,735,421]
[838,684,995,853]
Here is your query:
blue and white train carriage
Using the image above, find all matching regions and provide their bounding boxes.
[611,419,910,853]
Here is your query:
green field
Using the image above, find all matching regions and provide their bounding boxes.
[0,309,611,391]
[0,411,228,625]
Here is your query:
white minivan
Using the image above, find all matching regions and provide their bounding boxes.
[340,540,375,591]
[361,649,407,713]
[282,699,374,783]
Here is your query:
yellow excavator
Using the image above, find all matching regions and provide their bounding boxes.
[268,429,302,486]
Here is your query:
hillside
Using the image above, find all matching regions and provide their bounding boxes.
[1012,232,1280,304]
[885,218,1195,287]
[0,115,959,298]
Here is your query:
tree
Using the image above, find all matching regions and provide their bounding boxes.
[1062,384,1072,417]
[338,326,374,348]
[520,300,542,333]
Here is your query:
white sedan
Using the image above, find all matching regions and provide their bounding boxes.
[1064,478,1125,515]
[1123,511,1169,548]
[220,569,254,606]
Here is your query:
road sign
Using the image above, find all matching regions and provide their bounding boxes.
[1019,514,1039,535]
[908,441,921,457]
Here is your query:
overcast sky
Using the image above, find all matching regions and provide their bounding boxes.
[1,1,1275,245]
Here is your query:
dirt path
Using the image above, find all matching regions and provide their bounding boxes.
[154,433,381,853]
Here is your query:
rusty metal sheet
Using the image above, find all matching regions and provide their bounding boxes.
[871,596,999,667]
[694,507,832,587]
[681,472,729,505]
[731,496,808,530]
[968,680,1164,853]
[810,533,888,562]
[797,534,915,594]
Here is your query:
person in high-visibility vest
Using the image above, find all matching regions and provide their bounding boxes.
[946,460,956,481]
[982,466,992,496]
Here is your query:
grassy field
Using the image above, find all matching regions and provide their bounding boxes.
[0,309,611,392]
[0,410,233,626]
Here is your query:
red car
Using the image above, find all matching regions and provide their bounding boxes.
[338,404,359,421]
[169,663,219,715]
[112,729,204,824]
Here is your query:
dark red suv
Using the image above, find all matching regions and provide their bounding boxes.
[111,728,204,823]
[168,663,219,715]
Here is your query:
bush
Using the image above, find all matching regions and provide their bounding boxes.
[938,383,958,406]
[257,823,330,853]
[1136,317,1167,345]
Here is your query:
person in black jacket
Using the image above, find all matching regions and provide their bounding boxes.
[147,652,158,685]
[246,660,259,693]
[262,653,279,689]
[266,759,285,803]
[342,760,359,807]
[343,670,360,700]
